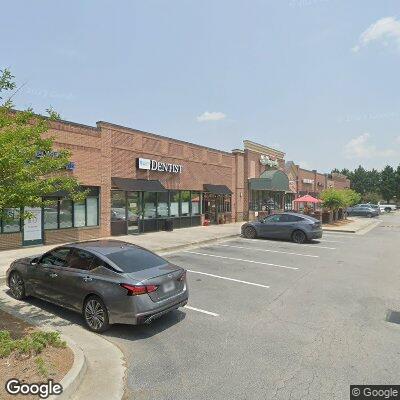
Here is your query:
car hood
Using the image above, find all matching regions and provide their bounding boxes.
[14,254,42,265]
[120,262,183,283]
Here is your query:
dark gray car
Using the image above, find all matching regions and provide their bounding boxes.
[6,240,188,333]
[241,212,323,243]
[347,205,379,218]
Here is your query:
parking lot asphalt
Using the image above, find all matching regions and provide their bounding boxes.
[1,213,399,400]
[102,212,400,400]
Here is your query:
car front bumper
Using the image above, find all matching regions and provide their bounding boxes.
[307,229,323,240]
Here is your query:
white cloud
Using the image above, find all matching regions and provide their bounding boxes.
[196,111,226,122]
[352,16,400,52]
[343,133,395,159]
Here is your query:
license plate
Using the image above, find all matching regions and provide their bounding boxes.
[163,281,175,293]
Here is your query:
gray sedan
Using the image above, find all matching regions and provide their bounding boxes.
[6,240,188,333]
[241,212,323,243]
[347,205,379,218]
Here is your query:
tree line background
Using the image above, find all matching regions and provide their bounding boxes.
[332,165,400,204]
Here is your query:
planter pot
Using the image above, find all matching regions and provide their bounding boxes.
[322,210,333,224]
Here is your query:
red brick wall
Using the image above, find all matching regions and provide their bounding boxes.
[44,228,101,245]
[0,233,23,250]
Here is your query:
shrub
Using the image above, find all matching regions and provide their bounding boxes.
[0,329,66,358]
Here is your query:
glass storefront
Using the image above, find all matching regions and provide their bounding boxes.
[43,191,99,230]
[203,194,232,224]
[249,190,284,212]
[111,190,203,235]
[0,187,100,241]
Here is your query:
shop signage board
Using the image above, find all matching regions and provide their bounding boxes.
[260,155,279,168]
[23,207,43,246]
[137,158,183,173]
[302,179,314,184]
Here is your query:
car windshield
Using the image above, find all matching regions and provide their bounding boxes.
[105,247,167,272]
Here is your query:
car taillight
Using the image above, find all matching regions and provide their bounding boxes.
[120,283,158,296]
[178,271,186,282]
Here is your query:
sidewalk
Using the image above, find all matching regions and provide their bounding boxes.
[323,217,381,234]
[0,222,243,281]
[0,286,126,400]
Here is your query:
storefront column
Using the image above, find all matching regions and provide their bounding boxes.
[100,127,112,237]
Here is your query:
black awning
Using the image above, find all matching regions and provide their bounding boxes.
[203,184,233,195]
[111,178,167,192]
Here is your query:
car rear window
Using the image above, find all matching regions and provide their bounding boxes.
[105,247,167,272]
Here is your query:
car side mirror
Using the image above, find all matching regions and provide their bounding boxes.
[30,257,40,266]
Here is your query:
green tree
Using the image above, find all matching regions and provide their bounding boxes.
[379,165,396,203]
[395,164,400,202]
[362,191,380,204]
[320,189,345,211]
[0,68,85,220]
[349,165,368,195]
[342,189,361,207]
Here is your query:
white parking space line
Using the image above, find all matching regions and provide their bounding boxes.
[187,270,270,288]
[316,239,343,243]
[290,243,336,250]
[184,305,219,317]
[218,244,319,258]
[183,251,299,270]
[237,239,336,250]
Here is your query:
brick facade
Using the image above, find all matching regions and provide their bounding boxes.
[0,117,350,250]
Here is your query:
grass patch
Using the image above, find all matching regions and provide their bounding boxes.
[35,356,49,377]
[0,330,66,358]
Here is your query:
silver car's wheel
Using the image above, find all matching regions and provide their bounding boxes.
[292,230,306,244]
[9,272,26,300]
[84,296,110,333]
[244,226,257,239]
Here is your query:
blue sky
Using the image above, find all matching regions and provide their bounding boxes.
[2,0,400,172]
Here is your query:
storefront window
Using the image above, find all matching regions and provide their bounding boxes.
[191,192,201,215]
[143,192,157,219]
[181,191,190,216]
[157,192,169,217]
[111,190,126,221]
[2,208,21,233]
[59,200,73,228]
[224,195,232,212]
[74,201,86,227]
[86,197,99,226]
[44,202,58,230]
[170,191,180,217]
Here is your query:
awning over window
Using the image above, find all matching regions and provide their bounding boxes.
[249,169,289,192]
[203,184,233,195]
[111,178,167,192]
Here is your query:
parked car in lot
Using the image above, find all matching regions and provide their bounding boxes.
[241,212,322,244]
[6,240,188,333]
[347,205,379,218]
[358,204,381,214]
[378,202,397,213]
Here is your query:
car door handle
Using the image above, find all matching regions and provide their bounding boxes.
[49,273,58,278]
[83,276,93,282]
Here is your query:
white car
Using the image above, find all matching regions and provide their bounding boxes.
[378,203,397,212]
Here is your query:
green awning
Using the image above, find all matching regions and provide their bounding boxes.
[249,169,289,192]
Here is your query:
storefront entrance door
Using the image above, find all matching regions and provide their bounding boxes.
[127,192,140,235]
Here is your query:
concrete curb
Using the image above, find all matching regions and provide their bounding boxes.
[323,228,356,233]
[49,337,87,400]
[0,302,87,400]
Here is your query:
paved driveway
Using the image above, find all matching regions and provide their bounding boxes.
[1,213,399,400]
[103,212,400,400]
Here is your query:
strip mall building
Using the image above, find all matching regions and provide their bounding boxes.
[0,119,350,250]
